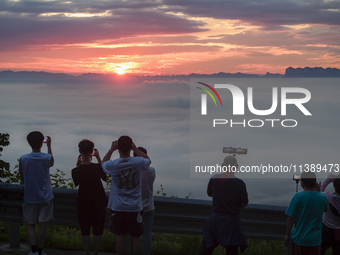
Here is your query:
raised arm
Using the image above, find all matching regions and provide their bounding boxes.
[132,142,151,163]
[46,136,54,167]
[102,141,118,163]
[93,148,102,164]
[321,173,337,192]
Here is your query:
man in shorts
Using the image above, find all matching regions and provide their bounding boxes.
[19,131,54,255]
[102,136,151,255]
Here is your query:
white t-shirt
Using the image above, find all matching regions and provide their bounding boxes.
[20,152,54,203]
[102,157,150,212]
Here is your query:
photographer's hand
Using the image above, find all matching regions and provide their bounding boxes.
[46,136,51,147]
[132,142,151,163]
[111,141,118,151]
[76,155,82,167]
[327,172,337,181]
[103,140,118,162]
[131,142,137,152]
[284,234,290,247]
[46,136,54,167]
[93,148,102,164]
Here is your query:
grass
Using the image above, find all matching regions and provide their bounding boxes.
[0,221,334,255]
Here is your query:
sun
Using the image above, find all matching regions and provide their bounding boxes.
[104,62,138,75]
[114,62,135,75]
[115,67,127,75]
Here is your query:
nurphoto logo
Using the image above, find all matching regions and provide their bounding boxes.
[196,82,312,128]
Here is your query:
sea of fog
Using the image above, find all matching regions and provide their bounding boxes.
[1,76,339,206]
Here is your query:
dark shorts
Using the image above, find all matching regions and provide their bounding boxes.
[78,206,106,236]
[203,213,247,251]
[321,223,340,255]
[110,210,143,237]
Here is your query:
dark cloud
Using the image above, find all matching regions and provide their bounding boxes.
[164,0,340,29]
[216,31,297,47]
[208,28,340,58]
[0,0,207,51]
[102,45,223,55]
[1,0,159,14]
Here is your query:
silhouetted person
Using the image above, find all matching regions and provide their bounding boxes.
[19,131,54,255]
[199,156,248,255]
[134,147,155,255]
[320,173,340,255]
[72,139,107,255]
[102,136,151,255]
[284,171,328,255]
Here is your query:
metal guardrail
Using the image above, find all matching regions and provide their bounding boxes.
[0,183,287,248]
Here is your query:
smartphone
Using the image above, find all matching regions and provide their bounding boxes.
[293,174,300,180]
[43,136,48,143]
[91,149,96,156]
[223,147,247,154]
[223,147,236,153]
[235,148,247,154]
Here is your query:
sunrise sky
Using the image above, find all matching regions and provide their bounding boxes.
[1,0,340,75]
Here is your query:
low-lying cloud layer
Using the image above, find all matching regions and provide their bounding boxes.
[1,74,339,206]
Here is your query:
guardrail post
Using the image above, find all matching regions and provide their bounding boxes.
[9,222,20,247]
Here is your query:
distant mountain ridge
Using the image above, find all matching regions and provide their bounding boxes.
[0,67,339,83]
[0,70,281,79]
[285,67,340,77]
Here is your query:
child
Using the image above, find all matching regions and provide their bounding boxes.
[284,171,328,255]
[102,136,151,255]
[19,131,54,255]
[71,139,107,255]
[320,173,340,255]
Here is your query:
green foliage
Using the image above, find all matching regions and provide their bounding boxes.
[152,233,202,255]
[157,184,167,197]
[0,221,335,255]
[0,133,10,183]
[185,192,193,199]
[45,225,83,250]
[100,229,116,252]
[241,239,285,255]
[156,184,193,199]
[0,132,74,188]
[0,223,116,253]
[50,168,75,189]
[104,174,112,191]
[2,158,21,184]
[1,158,75,189]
